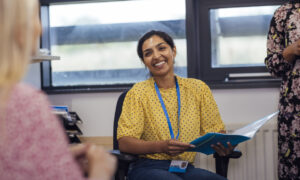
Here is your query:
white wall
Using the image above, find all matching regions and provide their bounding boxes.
[213,88,279,127]
[47,88,280,136]
[48,92,121,136]
[24,64,280,137]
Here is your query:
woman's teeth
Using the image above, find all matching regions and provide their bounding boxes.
[154,61,165,66]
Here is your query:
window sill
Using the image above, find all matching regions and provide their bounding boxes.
[42,84,133,94]
[42,77,281,94]
[205,78,281,89]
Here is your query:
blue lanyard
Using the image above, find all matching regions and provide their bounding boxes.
[154,77,181,140]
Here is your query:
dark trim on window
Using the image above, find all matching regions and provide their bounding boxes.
[40,0,125,5]
[40,0,187,94]
[40,5,52,88]
[43,84,133,94]
[40,0,284,94]
[186,0,285,89]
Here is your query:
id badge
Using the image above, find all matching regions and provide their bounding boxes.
[168,160,188,173]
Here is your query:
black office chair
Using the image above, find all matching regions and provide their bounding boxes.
[111,90,242,180]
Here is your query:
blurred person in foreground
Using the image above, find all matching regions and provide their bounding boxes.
[0,0,116,179]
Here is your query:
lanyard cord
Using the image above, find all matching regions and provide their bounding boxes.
[154,77,181,139]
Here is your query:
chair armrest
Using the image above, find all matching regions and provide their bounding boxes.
[110,150,139,163]
[213,149,242,159]
[213,149,242,178]
[110,150,138,180]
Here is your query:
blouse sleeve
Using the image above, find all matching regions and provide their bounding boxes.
[117,89,145,140]
[264,7,293,78]
[199,83,225,135]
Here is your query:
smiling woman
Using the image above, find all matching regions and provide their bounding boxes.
[116,30,234,180]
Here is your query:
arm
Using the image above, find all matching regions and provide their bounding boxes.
[119,136,194,156]
[283,39,300,63]
[117,89,194,157]
[265,8,293,77]
[199,83,225,135]
[70,144,116,180]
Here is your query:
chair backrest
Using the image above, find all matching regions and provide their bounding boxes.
[113,90,129,150]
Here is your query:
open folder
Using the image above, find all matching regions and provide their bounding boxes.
[188,111,279,155]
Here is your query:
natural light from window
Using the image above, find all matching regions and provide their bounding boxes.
[210,5,279,67]
[48,0,187,86]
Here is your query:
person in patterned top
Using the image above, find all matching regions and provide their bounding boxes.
[117,30,234,180]
[0,0,116,179]
[265,0,300,179]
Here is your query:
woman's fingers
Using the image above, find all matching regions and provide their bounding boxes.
[227,142,235,152]
[86,145,117,179]
[211,142,235,156]
[164,139,195,155]
[69,143,89,157]
[211,144,226,156]
[168,139,195,148]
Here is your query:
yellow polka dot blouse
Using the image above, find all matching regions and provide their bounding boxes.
[117,75,225,163]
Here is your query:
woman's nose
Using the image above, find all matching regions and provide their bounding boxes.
[153,50,161,59]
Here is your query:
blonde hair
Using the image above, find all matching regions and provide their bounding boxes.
[0,0,38,133]
[0,0,38,91]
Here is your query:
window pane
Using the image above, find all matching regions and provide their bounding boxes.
[49,0,186,86]
[210,6,279,68]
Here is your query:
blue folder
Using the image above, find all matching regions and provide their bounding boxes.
[188,133,250,155]
[188,111,279,155]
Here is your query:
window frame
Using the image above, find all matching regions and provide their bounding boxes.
[40,0,286,94]
[186,0,285,89]
[40,0,187,94]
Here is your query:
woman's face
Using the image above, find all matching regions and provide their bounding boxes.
[141,35,176,77]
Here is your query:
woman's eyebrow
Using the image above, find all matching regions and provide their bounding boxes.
[143,48,152,54]
[143,42,166,53]
[155,42,166,48]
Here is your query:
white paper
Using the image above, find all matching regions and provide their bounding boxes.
[231,111,279,138]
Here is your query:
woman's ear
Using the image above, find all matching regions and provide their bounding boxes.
[172,46,177,58]
[14,28,25,49]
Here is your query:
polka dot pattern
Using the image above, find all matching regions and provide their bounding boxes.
[117,76,225,163]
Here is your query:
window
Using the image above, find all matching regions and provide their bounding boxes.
[40,0,186,93]
[41,0,285,93]
[210,6,278,67]
[186,0,284,88]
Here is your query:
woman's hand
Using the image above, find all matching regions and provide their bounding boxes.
[161,139,195,156]
[69,144,116,180]
[69,144,89,173]
[283,39,300,63]
[210,130,235,156]
[86,145,116,180]
[211,142,235,157]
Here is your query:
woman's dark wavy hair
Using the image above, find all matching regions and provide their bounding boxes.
[137,30,175,62]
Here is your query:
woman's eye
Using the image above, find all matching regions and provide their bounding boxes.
[159,46,166,51]
[144,52,151,57]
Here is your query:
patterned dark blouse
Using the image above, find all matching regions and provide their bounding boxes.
[265,1,300,179]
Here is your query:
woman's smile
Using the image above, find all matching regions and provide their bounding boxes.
[154,61,166,67]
